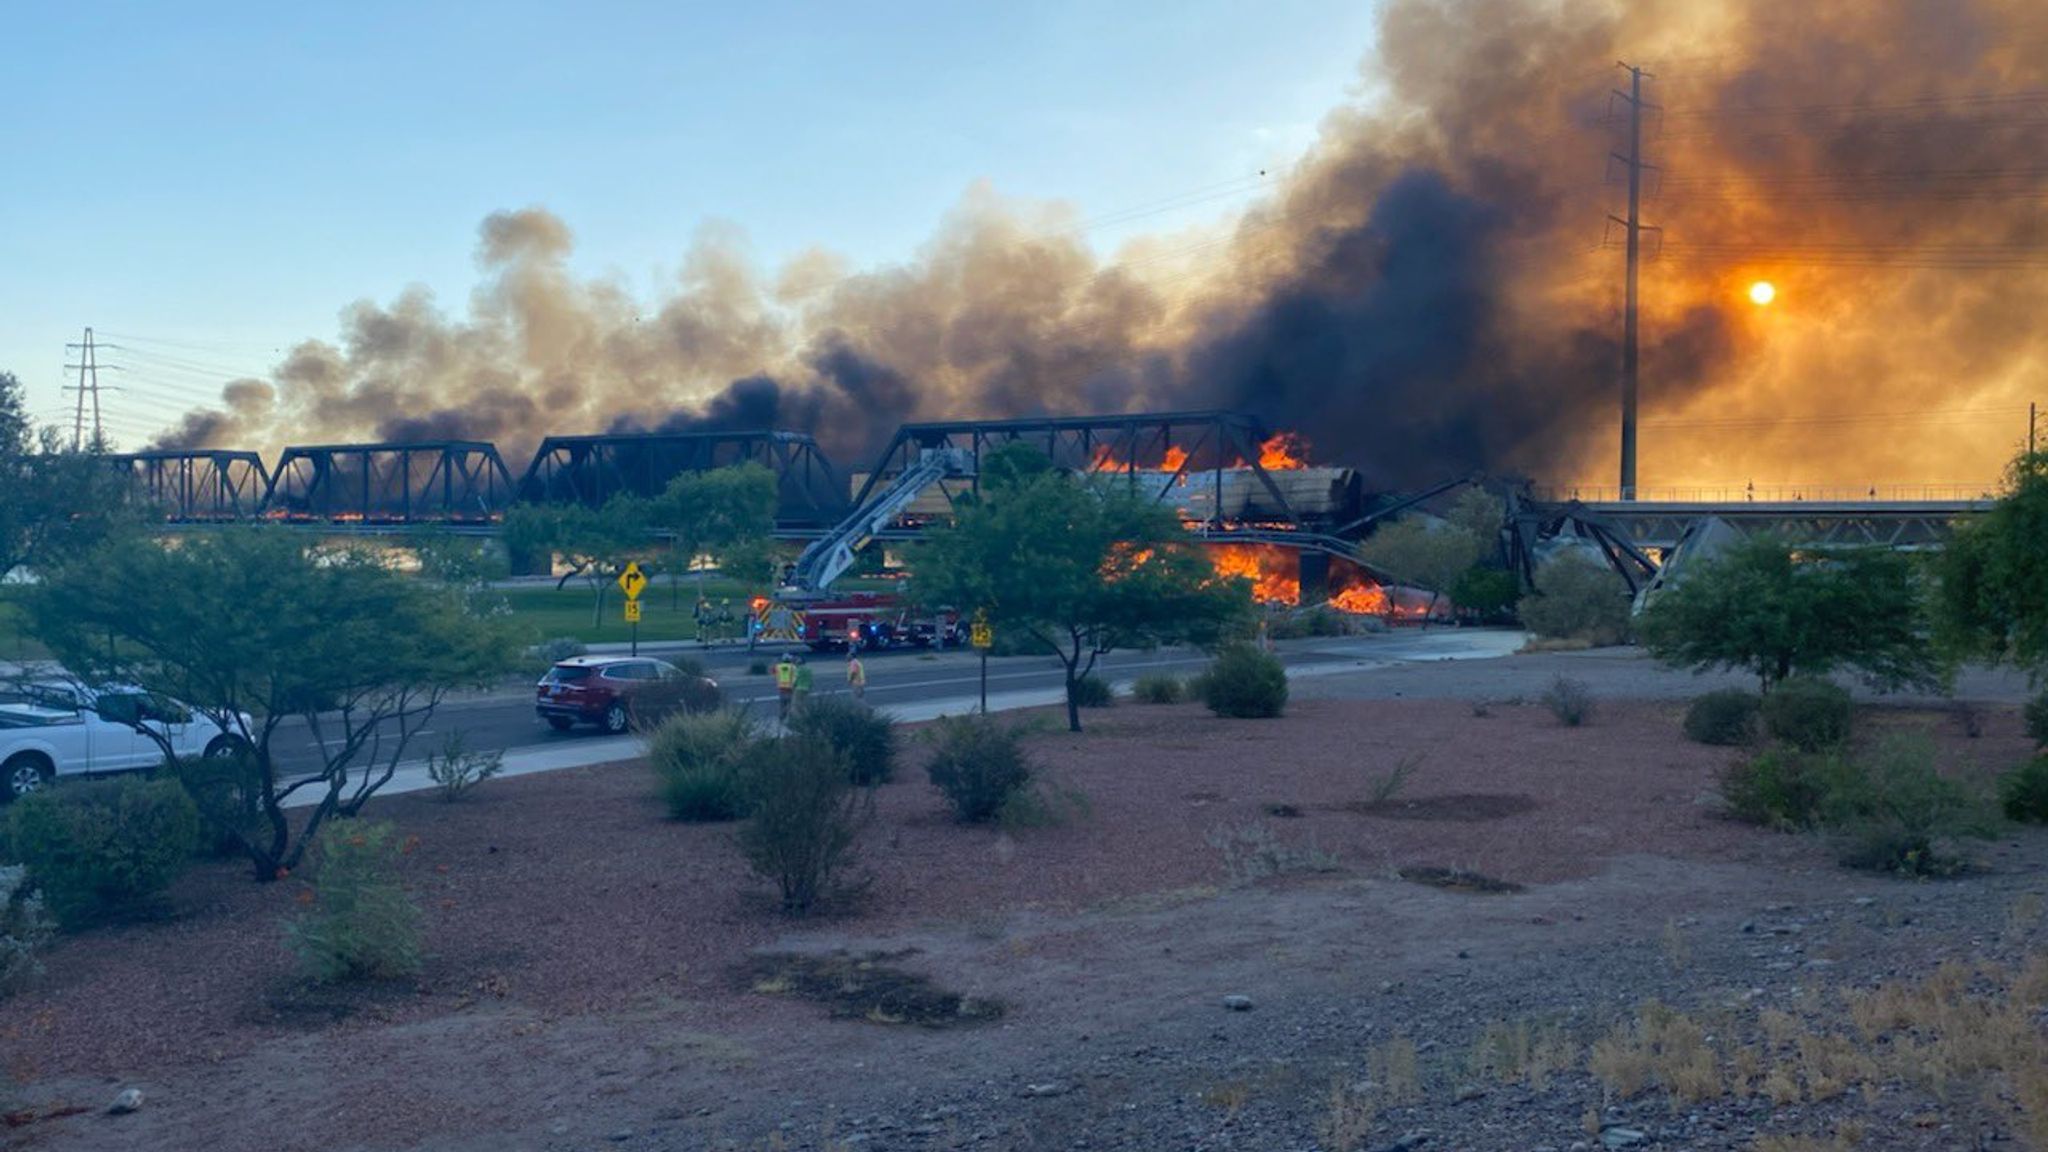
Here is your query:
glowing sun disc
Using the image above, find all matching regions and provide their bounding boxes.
[1749,280,1777,305]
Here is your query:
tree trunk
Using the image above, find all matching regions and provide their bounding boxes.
[1065,669,1082,733]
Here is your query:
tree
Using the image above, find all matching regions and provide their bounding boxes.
[913,452,1251,732]
[1638,536,1942,693]
[1356,517,1485,622]
[652,463,779,599]
[0,373,136,578]
[502,495,654,626]
[1517,551,1633,646]
[1935,450,2048,675]
[23,528,520,881]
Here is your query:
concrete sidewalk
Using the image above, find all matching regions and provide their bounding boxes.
[290,631,1524,807]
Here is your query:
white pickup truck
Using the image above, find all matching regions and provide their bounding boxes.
[0,680,250,802]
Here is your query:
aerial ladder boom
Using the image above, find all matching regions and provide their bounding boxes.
[784,448,974,593]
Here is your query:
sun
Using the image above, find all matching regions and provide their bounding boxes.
[1748,280,1777,306]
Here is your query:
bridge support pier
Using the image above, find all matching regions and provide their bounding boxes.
[1297,550,1331,605]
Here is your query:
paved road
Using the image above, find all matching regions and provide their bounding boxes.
[265,629,1522,776]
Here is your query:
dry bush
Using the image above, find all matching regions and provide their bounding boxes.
[1314,1079,1376,1152]
[1589,1002,1721,1105]
[1369,1035,1423,1104]
[1468,1018,1575,1091]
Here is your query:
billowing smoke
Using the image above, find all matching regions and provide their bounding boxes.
[158,0,2048,489]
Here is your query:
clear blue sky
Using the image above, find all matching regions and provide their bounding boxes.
[1,1,1380,443]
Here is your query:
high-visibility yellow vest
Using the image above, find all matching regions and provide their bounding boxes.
[775,662,797,689]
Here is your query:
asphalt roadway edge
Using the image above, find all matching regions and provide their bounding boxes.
[283,633,1523,809]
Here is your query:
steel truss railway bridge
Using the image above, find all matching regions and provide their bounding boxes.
[104,414,1996,590]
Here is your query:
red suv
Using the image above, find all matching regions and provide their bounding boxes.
[536,656,720,734]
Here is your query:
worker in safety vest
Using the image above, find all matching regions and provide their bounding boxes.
[792,656,814,713]
[774,653,798,720]
[846,652,867,702]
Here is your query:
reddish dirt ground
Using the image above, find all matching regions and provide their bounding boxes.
[1,692,2039,1151]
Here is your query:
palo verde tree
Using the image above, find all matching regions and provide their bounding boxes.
[502,495,655,626]
[1637,535,1943,693]
[1935,450,2048,676]
[652,462,780,597]
[912,445,1251,733]
[1355,487,1502,621]
[24,528,520,881]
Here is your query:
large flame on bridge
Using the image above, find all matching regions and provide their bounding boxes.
[1207,542,1402,617]
[1088,433,1312,475]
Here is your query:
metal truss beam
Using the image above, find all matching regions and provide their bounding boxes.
[106,449,271,522]
[265,441,514,524]
[516,430,845,529]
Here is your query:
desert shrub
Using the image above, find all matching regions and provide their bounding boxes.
[735,737,868,914]
[1269,608,1349,640]
[996,775,1093,830]
[788,695,897,785]
[1826,737,1992,875]
[1998,755,2048,824]
[925,714,1035,824]
[1762,677,1854,751]
[1200,644,1289,719]
[2026,691,2048,748]
[2,778,200,928]
[0,865,52,998]
[1070,675,1114,709]
[535,636,587,665]
[1542,676,1595,727]
[1132,674,1186,705]
[1721,748,1839,829]
[287,820,423,982]
[1684,689,1761,746]
[424,732,504,802]
[1518,552,1632,646]
[648,709,761,822]
[174,749,267,858]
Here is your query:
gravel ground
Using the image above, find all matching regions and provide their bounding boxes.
[3,648,2043,1152]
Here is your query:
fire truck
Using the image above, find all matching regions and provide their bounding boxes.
[787,591,961,652]
[767,448,974,652]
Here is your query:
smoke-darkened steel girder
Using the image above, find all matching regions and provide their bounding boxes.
[515,430,846,529]
[861,410,1336,530]
[106,449,272,522]
[265,441,514,524]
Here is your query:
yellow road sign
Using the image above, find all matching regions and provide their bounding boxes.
[970,609,993,650]
[617,562,647,601]
[624,599,643,624]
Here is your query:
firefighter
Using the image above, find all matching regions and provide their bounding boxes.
[792,655,814,713]
[694,598,711,644]
[774,653,798,721]
[846,650,867,702]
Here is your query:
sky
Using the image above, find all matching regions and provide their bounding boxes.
[0,0,1381,446]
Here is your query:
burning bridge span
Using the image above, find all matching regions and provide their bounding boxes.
[102,409,1993,609]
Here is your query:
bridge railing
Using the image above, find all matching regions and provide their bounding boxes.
[1534,483,1999,504]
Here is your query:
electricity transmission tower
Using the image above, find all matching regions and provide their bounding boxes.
[63,326,111,452]
[1608,63,1659,500]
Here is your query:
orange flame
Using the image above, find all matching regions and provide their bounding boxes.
[1257,433,1310,471]
[1329,583,1390,615]
[1208,544,1303,606]
[1160,445,1190,473]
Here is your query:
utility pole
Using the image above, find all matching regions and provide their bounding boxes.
[1609,64,1657,500]
[62,326,107,452]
